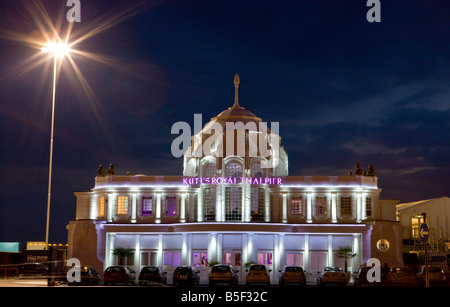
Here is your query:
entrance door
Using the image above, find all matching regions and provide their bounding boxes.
[192,251,208,284]
[309,252,327,272]
[223,250,242,283]
[163,250,181,284]
[309,252,327,285]
[257,251,274,283]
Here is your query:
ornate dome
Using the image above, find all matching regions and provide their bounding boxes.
[183,74,288,177]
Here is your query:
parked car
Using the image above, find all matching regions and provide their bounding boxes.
[17,263,48,278]
[246,264,271,286]
[317,266,347,286]
[279,265,306,286]
[104,266,135,285]
[68,266,100,286]
[173,266,200,286]
[209,264,239,286]
[385,266,416,287]
[139,266,167,286]
[416,266,447,286]
[354,266,382,287]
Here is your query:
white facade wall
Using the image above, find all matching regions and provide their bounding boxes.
[101,230,362,284]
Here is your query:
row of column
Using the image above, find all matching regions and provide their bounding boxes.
[104,232,363,282]
[281,192,369,223]
[197,184,271,222]
[90,192,188,223]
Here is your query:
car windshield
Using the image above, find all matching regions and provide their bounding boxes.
[142,267,159,273]
[250,265,266,271]
[106,267,122,273]
[175,267,192,274]
[212,266,231,272]
[324,267,343,272]
[285,267,303,272]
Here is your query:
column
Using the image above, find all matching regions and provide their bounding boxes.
[282,193,288,223]
[353,234,361,273]
[306,193,312,223]
[356,193,362,223]
[304,235,310,273]
[276,234,285,282]
[243,181,251,222]
[106,233,116,269]
[131,192,137,223]
[327,235,333,267]
[90,194,98,220]
[247,233,255,263]
[331,193,337,223]
[157,235,163,267]
[198,186,203,222]
[264,188,270,222]
[107,193,115,222]
[180,193,186,223]
[216,184,223,222]
[209,233,217,263]
[182,233,188,264]
[216,234,223,264]
[134,234,140,283]
[362,193,367,221]
[156,193,161,223]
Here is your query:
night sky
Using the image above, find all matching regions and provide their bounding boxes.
[0,0,448,244]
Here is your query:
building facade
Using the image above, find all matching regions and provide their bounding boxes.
[397,197,450,253]
[67,75,403,284]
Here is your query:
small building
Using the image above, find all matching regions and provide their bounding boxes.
[397,197,450,252]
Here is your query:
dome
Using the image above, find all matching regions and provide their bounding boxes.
[183,74,288,177]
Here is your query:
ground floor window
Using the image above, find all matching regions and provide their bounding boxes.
[224,251,241,267]
[257,252,273,267]
[286,252,303,266]
[309,252,327,272]
[193,252,208,267]
[141,251,158,266]
[164,251,181,267]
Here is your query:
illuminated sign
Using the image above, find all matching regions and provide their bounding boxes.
[182,177,283,185]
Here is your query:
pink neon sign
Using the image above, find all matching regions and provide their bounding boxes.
[182,177,283,185]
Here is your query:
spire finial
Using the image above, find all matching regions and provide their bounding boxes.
[233,73,240,108]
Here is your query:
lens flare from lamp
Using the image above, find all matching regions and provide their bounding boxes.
[42,41,70,57]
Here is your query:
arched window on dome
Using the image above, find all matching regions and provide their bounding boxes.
[225,162,242,178]
[250,162,263,178]
[204,163,216,177]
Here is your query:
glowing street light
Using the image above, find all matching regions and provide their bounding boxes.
[41,41,71,57]
[0,0,151,249]
[41,40,71,249]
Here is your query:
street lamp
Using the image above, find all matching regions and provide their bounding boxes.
[41,41,71,249]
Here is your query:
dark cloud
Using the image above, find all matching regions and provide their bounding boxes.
[0,0,448,243]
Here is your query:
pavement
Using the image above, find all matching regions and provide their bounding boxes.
[0,278,49,287]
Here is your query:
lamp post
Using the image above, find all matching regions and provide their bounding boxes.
[41,41,70,249]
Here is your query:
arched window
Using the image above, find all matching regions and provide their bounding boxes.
[250,162,263,178]
[204,163,216,177]
[225,162,242,178]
